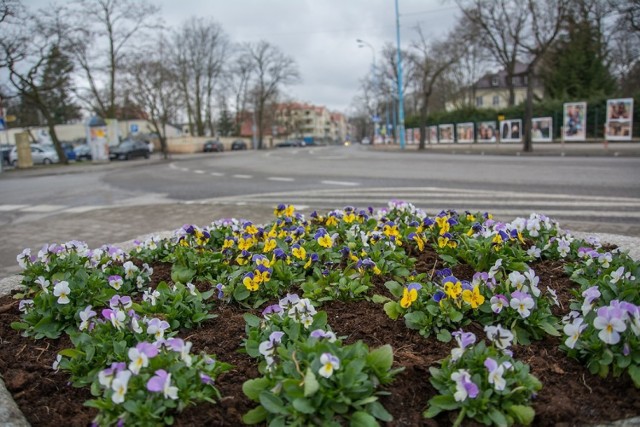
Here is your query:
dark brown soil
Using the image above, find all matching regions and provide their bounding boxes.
[1,251,639,426]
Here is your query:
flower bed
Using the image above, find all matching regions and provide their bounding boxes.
[1,202,639,426]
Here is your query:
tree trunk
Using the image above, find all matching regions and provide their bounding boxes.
[418,106,428,150]
[46,118,68,165]
[522,68,534,152]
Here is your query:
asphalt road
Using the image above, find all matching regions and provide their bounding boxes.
[1,144,639,277]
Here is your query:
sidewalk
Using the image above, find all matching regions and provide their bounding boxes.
[371,141,640,157]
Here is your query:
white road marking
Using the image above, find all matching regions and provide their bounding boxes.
[320,180,360,186]
[193,170,205,174]
[20,205,65,213]
[210,172,224,176]
[233,174,253,179]
[268,177,295,182]
[0,204,28,211]
[61,206,103,213]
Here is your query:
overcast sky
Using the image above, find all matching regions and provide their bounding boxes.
[160,0,460,113]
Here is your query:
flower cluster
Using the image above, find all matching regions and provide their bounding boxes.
[425,326,541,426]
[87,338,231,426]
[242,293,400,425]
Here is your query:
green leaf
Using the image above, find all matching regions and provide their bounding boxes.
[367,401,393,422]
[384,281,403,298]
[171,264,196,283]
[233,284,250,301]
[506,261,528,272]
[303,368,319,397]
[539,321,560,336]
[506,405,535,425]
[371,294,391,304]
[350,411,378,427]
[436,329,452,343]
[10,322,28,331]
[383,301,402,320]
[292,398,315,414]
[243,313,261,328]
[367,344,394,372]
[242,378,270,401]
[628,364,640,388]
[428,394,459,410]
[259,391,288,415]
[242,406,268,425]
[438,254,458,266]
[58,348,84,358]
[488,408,508,427]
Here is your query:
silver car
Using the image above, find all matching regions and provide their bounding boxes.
[9,145,59,166]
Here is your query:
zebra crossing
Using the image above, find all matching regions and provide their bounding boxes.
[196,186,640,225]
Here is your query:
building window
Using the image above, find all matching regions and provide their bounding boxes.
[476,96,484,107]
[491,76,499,87]
[512,76,520,85]
[492,96,500,106]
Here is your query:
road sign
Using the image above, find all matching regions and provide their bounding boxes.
[371,115,381,123]
[130,123,139,134]
[0,118,5,131]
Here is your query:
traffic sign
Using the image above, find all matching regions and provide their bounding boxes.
[371,115,381,123]
[0,118,5,131]
[130,123,139,134]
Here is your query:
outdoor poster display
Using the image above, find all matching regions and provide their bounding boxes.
[438,124,454,143]
[532,117,553,142]
[563,102,587,141]
[429,126,438,143]
[605,98,633,141]
[499,119,522,143]
[477,121,497,143]
[456,122,474,143]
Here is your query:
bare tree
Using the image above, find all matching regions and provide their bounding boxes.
[125,36,180,160]
[443,37,490,110]
[227,53,253,136]
[241,41,300,149]
[378,43,413,143]
[0,3,74,163]
[407,27,459,150]
[455,0,567,152]
[171,17,228,137]
[69,0,160,119]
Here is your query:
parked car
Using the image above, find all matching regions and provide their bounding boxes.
[275,140,303,148]
[203,140,224,152]
[231,139,248,150]
[109,140,150,160]
[60,142,77,161]
[9,144,59,166]
[74,144,92,161]
[1,144,12,165]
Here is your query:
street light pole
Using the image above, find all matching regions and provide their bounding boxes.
[395,0,406,150]
[357,38,378,144]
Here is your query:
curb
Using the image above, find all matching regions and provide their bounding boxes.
[1,230,639,426]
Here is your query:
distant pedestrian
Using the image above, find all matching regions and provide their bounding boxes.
[147,141,154,155]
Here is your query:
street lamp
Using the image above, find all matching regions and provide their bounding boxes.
[357,39,378,144]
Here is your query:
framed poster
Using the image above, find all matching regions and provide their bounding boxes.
[438,124,454,143]
[605,98,633,141]
[499,119,522,143]
[477,121,497,143]
[532,117,553,142]
[456,122,474,143]
[563,102,587,141]
[429,126,438,143]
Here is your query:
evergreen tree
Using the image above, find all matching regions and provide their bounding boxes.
[541,2,617,99]
[217,107,234,136]
[40,45,82,124]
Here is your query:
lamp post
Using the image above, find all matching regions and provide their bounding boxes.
[357,38,378,144]
[395,0,406,150]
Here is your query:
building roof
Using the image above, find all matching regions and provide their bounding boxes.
[474,62,532,89]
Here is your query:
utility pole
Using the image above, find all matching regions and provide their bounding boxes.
[395,0,406,150]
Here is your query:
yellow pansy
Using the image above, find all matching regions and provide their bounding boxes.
[444,280,462,299]
[292,246,307,260]
[435,216,450,235]
[263,239,277,253]
[318,234,333,248]
[462,286,485,308]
